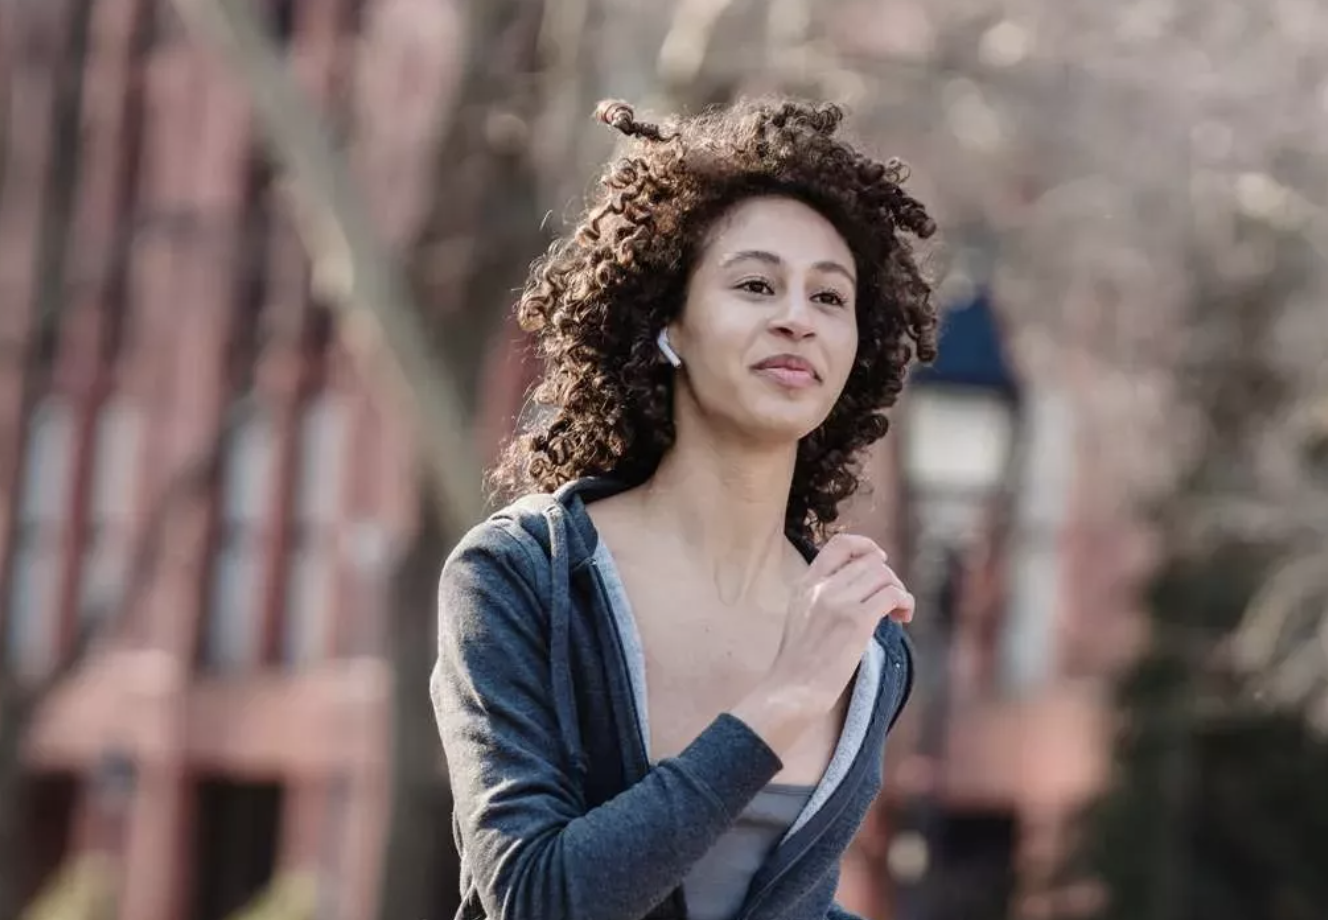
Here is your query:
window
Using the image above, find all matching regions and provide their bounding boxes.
[282,547,332,666]
[282,393,345,666]
[201,402,274,671]
[5,399,74,677]
[79,400,142,625]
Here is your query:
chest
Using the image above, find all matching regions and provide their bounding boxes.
[604,555,850,787]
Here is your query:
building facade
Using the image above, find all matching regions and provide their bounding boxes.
[0,1,1147,919]
[2,2,413,918]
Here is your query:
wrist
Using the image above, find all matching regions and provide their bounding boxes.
[729,679,829,756]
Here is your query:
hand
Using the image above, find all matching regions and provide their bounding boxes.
[730,535,913,754]
[772,534,914,703]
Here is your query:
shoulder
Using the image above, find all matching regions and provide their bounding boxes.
[436,509,561,662]
[445,492,560,573]
[438,494,563,621]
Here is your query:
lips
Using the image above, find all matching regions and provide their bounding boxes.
[752,354,821,387]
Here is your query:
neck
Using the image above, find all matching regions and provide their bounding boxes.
[638,420,798,605]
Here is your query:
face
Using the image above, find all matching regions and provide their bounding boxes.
[667,195,859,445]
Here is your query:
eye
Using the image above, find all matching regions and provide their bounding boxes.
[736,278,775,296]
[814,289,849,308]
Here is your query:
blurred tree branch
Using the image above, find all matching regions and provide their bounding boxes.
[166,0,485,539]
[404,0,547,409]
[161,6,512,919]
[657,0,741,89]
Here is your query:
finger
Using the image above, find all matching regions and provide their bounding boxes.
[809,534,885,579]
[830,556,905,598]
[865,583,915,623]
[878,563,906,594]
[833,556,896,604]
[811,534,877,576]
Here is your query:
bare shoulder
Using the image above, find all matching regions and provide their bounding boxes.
[584,488,670,577]
[583,488,644,549]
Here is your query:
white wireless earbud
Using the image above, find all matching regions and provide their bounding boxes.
[656,328,682,368]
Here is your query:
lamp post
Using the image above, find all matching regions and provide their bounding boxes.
[890,283,1020,920]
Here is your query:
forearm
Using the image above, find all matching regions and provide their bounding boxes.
[470,714,782,920]
[729,679,832,759]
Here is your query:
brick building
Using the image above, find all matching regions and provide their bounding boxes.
[0,1,1146,919]
[1,2,414,918]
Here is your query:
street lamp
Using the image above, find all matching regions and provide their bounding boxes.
[892,283,1020,920]
[903,383,1018,540]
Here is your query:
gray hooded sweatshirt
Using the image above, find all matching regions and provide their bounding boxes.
[431,477,914,920]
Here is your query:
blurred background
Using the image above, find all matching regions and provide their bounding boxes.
[2,0,1328,919]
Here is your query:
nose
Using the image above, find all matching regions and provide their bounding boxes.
[770,294,815,340]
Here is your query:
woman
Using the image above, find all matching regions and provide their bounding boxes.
[431,97,939,920]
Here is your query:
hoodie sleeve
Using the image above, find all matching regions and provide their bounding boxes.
[430,520,784,920]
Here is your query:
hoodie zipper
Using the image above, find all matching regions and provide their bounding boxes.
[735,655,898,920]
[735,785,858,920]
[735,753,869,920]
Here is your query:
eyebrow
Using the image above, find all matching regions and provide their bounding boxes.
[719,249,857,286]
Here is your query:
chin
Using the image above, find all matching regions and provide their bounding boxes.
[739,405,830,446]
[687,383,836,447]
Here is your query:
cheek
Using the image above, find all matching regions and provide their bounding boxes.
[686,310,755,375]
[829,322,859,384]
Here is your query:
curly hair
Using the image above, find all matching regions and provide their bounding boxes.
[490,97,939,543]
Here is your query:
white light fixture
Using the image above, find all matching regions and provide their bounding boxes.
[903,384,1017,501]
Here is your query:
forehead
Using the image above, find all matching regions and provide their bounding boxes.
[702,196,853,267]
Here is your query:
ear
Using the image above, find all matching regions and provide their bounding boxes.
[656,327,683,367]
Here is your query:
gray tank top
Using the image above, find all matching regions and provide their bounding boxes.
[681,782,817,920]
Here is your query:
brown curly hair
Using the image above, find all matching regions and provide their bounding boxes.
[490,97,939,543]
